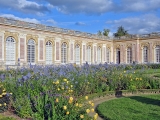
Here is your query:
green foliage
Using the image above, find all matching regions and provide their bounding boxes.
[1,63,160,119]
[0,83,10,113]
[97,29,110,37]
[97,95,160,120]
[0,114,16,120]
[114,26,128,37]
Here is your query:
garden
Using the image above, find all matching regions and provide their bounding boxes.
[0,63,160,120]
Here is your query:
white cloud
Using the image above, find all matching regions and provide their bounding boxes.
[45,0,114,14]
[0,14,40,24]
[46,19,57,25]
[119,0,160,12]
[0,0,49,15]
[42,0,160,14]
[106,14,160,34]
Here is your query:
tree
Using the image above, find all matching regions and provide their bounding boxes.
[114,26,128,37]
[97,30,102,36]
[103,29,110,36]
[97,29,110,37]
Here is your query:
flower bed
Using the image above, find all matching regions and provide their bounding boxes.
[0,63,160,119]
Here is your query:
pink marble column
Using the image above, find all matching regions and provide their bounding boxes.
[149,43,152,63]
[20,38,25,60]
[0,36,2,60]
[39,40,43,60]
[83,45,85,62]
[103,47,106,61]
[136,40,140,63]
[56,42,59,60]
[70,44,73,61]
[94,46,96,63]
[120,45,123,63]
[132,44,135,62]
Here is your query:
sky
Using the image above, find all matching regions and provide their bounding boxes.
[0,0,160,36]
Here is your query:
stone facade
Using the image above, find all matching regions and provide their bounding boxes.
[0,17,160,66]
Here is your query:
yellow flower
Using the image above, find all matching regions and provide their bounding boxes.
[91,108,94,112]
[79,104,82,107]
[66,111,69,115]
[70,85,73,88]
[63,106,67,110]
[69,97,73,101]
[3,89,6,92]
[94,113,98,120]
[88,101,92,104]
[80,114,84,119]
[66,81,69,84]
[57,88,60,91]
[0,95,2,98]
[62,87,64,90]
[91,103,94,106]
[56,98,59,103]
[86,109,90,113]
[75,103,79,106]
[63,79,67,82]
[55,80,59,84]
[0,104,2,107]
[2,92,6,95]
[68,99,73,104]
[85,96,88,100]
[70,90,73,92]
[4,103,7,106]
[124,71,126,73]
[10,93,12,95]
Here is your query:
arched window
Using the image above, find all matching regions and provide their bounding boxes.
[27,39,35,64]
[116,48,120,64]
[127,47,132,63]
[155,45,160,63]
[75,44,80,64]
[46,41,52,64]
[106,48,110,63]
[87,46,91,64]
[6,36,16,65]
[143,46,148,63]
[97,47,101,64]
[61,42,67,64]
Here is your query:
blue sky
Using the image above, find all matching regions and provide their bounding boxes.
[0,0,160,36]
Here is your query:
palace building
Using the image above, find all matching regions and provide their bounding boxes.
[0,17,160,66]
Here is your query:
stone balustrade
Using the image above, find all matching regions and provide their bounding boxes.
[0,17,160,40]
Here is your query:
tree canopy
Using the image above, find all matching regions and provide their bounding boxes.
[114,26,128,37]
[97,29,110,37]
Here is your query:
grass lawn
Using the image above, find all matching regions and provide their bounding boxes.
[96,94,160,120]
[0,114,16,120]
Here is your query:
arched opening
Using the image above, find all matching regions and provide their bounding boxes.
[127,47,132,63]
[46,41,52,64]
[27,39,35,64]
[61,42,67,64]
[106,48,110,63]
[155,45,160,63]
[143,46,148,63]
[87,46,91,64]
[97,47,101,64]
[116,48,120,64]
[75,44,80,64]
[6,36,16,65]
